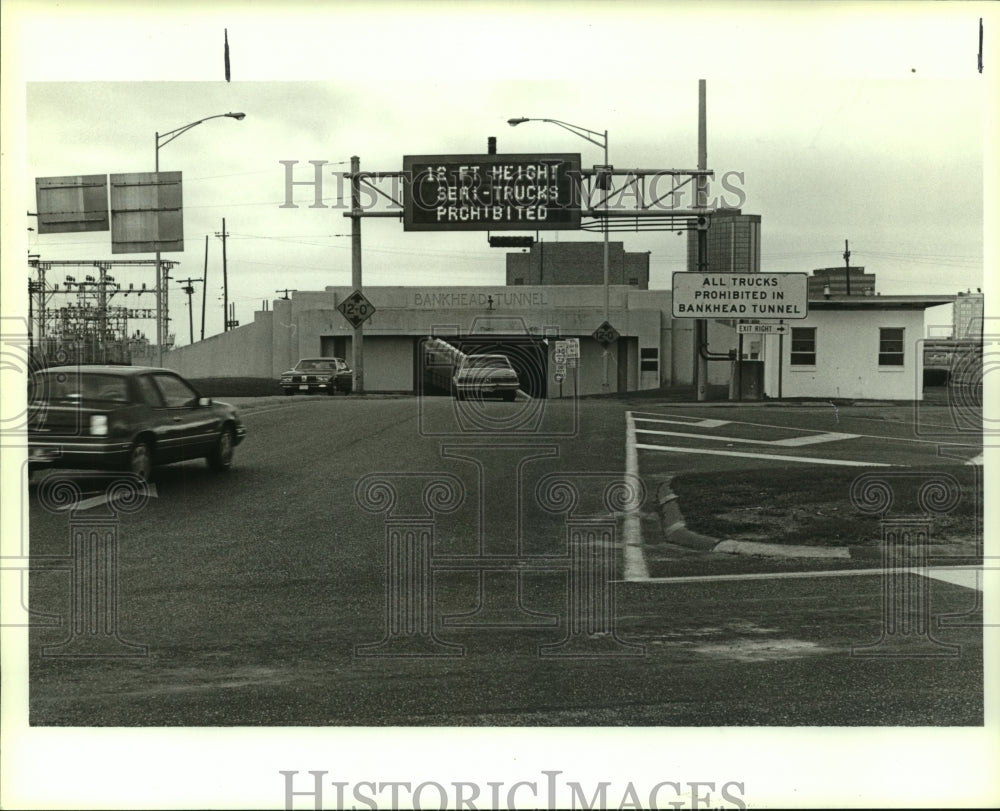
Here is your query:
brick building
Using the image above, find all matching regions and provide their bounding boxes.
[953,290,984,339]
[505,241,649,288]
[808,266,877,297]
[686,209,761,274]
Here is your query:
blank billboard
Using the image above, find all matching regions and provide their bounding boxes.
[110,171,183,253]
[35,175,110,234]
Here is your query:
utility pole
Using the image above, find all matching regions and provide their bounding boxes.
[350,155,364,394]
[215,218,230,331]
[695,79,709,401]
[201,235,209,341]
[177,277,203,346]
[843,239,852,296]
[276,288,297,300]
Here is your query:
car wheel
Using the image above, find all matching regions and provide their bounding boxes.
[327,385,337,396]
[207,426,235,472]
[503,392,516,402]
[283,388,295,396]
[128,440,154,482]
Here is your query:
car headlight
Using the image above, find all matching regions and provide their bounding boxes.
[90,415,109,436]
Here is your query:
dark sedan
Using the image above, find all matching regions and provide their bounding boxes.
[28,365,247,482]
[279,357,353,395]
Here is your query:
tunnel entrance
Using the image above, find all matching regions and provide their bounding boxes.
[417,334,549,399]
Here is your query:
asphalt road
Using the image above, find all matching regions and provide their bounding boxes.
[26,394,983,726]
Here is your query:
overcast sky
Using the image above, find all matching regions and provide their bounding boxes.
[2,3,998,809]
[13,10,991,344]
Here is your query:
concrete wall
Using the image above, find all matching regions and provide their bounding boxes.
[160,308,275,378]
[669,316,738,386]
[762,308,925,400]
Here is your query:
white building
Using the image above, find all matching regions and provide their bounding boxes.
[760,295,954,400]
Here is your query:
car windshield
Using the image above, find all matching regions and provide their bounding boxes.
[296,360,338,371]
[31,372,130,403]
[464,356,510,369]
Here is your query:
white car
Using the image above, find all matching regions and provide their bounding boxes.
[452,354,520,401]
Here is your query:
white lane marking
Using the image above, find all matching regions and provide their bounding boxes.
[635,443,890,467]
[623,412,650,580]
[64,483,159,512]
[773,432,860,447]
[920,567,983,590]
[636,428,859,447]
[622,565,984,586]
[633,415,732,429]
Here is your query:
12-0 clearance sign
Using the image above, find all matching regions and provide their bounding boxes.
[403,153,582,231]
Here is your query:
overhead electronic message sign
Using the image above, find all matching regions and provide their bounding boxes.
[403,153,581,231]
[672,272,809,319]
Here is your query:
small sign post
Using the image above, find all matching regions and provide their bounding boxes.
[737,323,789,335]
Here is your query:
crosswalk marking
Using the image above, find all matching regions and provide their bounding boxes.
[635,428,859,447]
[772,431,860,447]
[633,416,732,429]
[635,442,889,467]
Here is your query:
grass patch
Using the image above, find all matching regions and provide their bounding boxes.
[668,465,982,548]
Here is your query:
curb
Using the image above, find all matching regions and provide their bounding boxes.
[653,476,853,560]
[713,540,850,559]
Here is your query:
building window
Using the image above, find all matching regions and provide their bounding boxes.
[790,327,816,365]
[879,327,905,366]
[629,277,639,286]
[640,347,659,372]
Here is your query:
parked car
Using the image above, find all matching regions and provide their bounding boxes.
[279,357,353,395]
[452,353,520,401]
[28,365,247,482]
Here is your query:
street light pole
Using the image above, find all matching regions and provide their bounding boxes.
[508,117,612,390]
[153,112,245,366]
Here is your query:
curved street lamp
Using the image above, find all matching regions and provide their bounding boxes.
[153,112,245,365]
[508,116,611,390]
[156,112,246,170]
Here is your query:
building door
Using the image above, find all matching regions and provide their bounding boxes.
[320,336,350,359]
